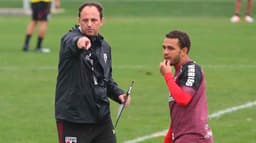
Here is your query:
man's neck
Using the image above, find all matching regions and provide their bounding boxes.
[174,56,192,72]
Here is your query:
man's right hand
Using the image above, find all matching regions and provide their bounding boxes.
[160,59,172,76]
[77,36,91,50]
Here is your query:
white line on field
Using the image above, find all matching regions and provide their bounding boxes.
[0,64,256,71]
[123,100,256,143]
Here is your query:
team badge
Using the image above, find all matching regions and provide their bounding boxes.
[65,136,77,143]
[103,53,107,63]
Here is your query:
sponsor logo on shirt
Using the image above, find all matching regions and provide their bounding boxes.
[185,64,195,87]
[65,136,77,143]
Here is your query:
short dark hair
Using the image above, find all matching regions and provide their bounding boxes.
[166,30,191,53]
[78,2,103,19]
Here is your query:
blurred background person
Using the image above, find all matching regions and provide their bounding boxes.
[22,0,60,53]
[230,0,254,23]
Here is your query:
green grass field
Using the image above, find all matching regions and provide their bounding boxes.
[0,0,256,143]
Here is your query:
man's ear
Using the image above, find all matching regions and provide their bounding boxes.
[100,17,104,26]
[181,47,188,55]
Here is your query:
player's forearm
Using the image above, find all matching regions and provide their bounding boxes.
[164,73,192,106]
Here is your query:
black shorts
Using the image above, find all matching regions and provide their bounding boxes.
[31,2,51,21]
[56,118,116,143]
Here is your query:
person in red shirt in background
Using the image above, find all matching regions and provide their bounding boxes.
[22,0,60,53]
[159,30,213,143]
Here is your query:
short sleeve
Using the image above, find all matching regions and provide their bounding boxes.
[177,62,202,90]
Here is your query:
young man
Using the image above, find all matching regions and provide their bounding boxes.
[22,0,60,53]
[55,2,130,143]
[159,30,213,143]
[230,0,254,23]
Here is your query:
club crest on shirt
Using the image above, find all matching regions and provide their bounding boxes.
[103,53,107,63]
[65,136,77,143]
